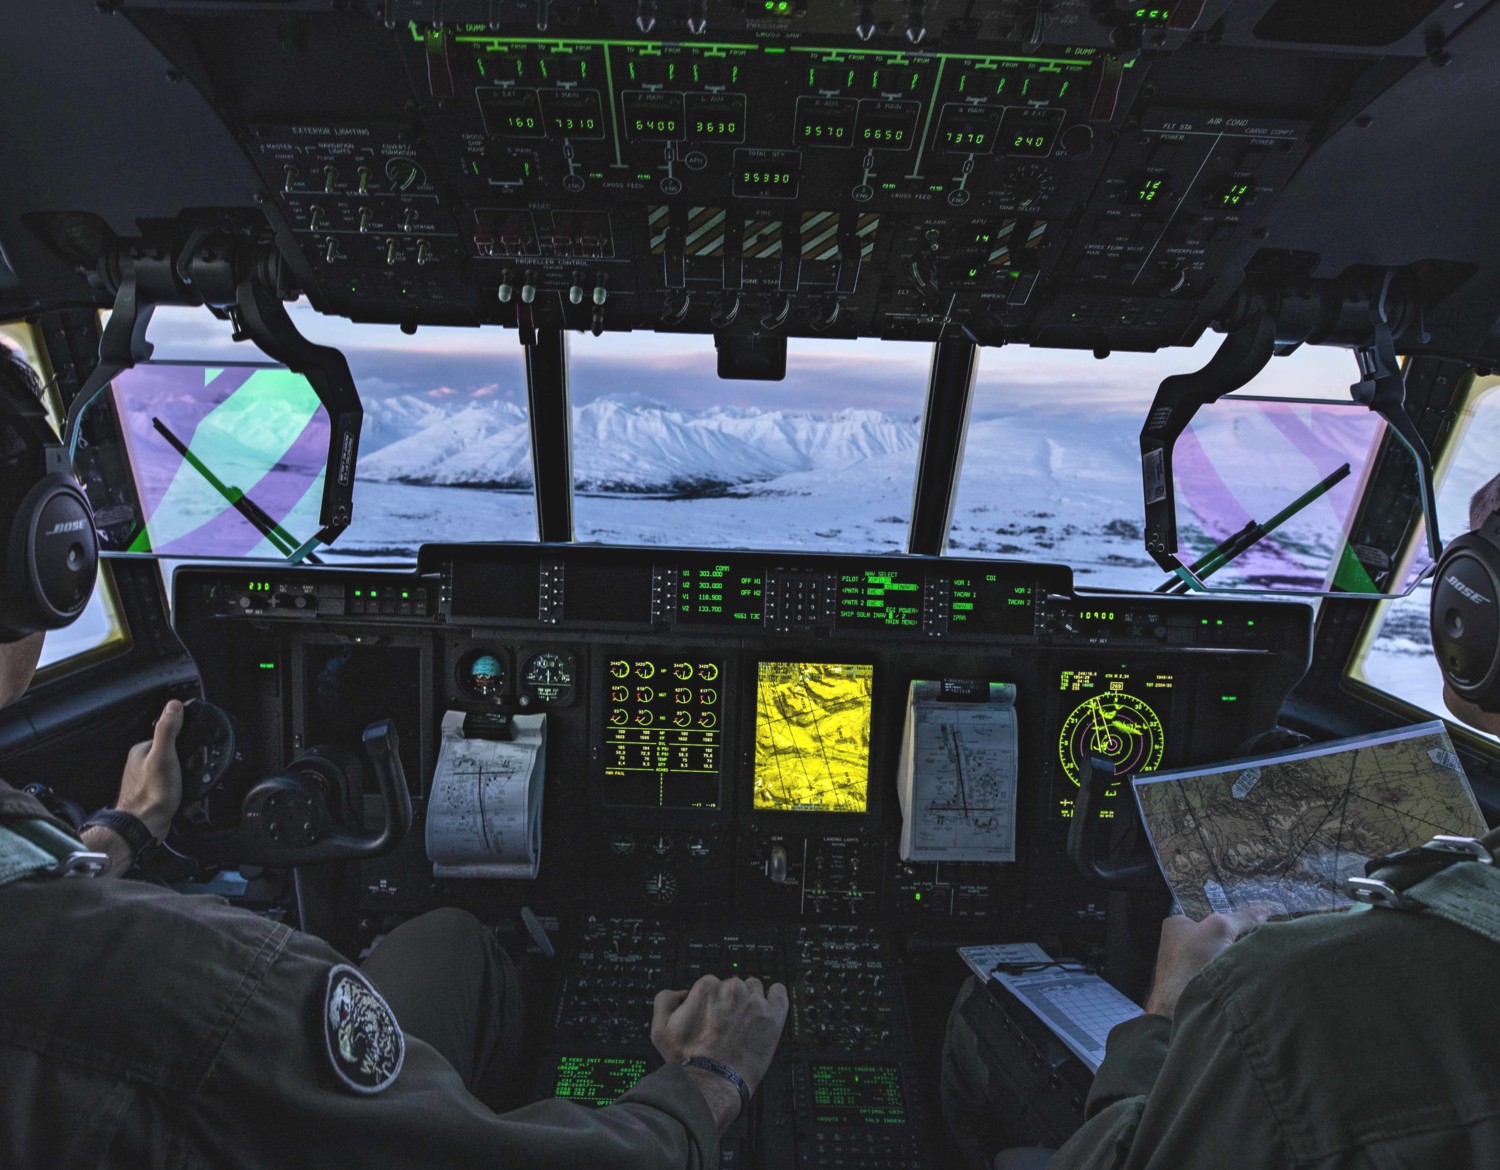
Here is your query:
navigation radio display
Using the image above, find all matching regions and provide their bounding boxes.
[753,661,873,813]
[601,654,722,809]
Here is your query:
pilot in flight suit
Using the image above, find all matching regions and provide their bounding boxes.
[942,473,1500,1170]
[0,789,728,1169]
[0,341,785,1169]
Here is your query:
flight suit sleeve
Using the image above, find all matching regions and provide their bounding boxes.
[189,921,722,1170]
[1048,956,1289,1170]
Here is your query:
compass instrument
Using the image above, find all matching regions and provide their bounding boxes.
[1057,691,1166,789]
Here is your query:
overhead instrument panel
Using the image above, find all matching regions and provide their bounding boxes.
[10,0,1490,359]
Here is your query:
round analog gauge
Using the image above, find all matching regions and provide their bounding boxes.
[519,650,577,707]
[458,649,506,701]
[1058,692,1165,787]
[608,833,637,857]
[644,869,679,905]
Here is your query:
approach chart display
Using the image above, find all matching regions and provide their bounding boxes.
[897,680,1019,861]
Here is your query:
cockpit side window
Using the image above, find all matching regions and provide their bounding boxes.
[0,321,130,675]
[949,337,1362,591]
[1349,375,1500,743]
[104,303,537,562]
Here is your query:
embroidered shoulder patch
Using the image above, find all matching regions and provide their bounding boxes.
[323,964,405,1094]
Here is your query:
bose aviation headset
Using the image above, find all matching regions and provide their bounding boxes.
[1430,503,1500,714]
[0,347,98,643]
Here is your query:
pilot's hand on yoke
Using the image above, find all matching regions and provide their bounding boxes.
[652,973,789,1133]
[1144,905,1269,1020]
[116,699,185,841]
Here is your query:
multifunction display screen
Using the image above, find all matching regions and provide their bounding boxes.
[602,655,722,809]
[808,1063,907,1126]
[753,661,873,813]
[837,570,921,630]
[1053,664,1172,819]
[948,573,1035,635]
[676,561,764,625]
[548,1056,649,1108]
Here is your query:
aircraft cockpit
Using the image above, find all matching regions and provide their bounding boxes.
[2,3,1499,1166]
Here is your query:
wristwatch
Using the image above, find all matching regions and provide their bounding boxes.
[80,808,158,867]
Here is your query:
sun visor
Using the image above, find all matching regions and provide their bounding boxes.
[78,361,336,561]
[1155,395,1433,598]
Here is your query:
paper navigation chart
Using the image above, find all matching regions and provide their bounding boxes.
[1134,720,1485,919]
[897,680,1019,862]
[426,710,547,879]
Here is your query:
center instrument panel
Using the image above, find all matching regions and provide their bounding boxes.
[102,0,1469,355]
[173,543,1310,1169]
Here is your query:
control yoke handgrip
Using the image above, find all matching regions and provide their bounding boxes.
[318,719,412,860]
[1065,754,1165,892]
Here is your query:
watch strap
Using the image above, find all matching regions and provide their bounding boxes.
[679,1055,751,1116]
[80,808,157,865]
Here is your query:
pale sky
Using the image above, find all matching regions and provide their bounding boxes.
[139,301,1361,416]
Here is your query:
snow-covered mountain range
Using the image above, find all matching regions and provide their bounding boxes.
[359,396,922,493]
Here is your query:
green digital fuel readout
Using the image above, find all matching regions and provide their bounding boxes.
[935,103,1003,154]
[686,93,745,144]
[837,571,921,628]
[622,91,684,141]
[794,97,858,147]
[732,149,800,199]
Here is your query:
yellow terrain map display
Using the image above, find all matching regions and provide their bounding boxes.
[1134,721,1485,919]
[754,662,873,813]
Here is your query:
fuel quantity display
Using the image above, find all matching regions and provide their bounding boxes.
[794,97,857,147]
[732,150,800,199]
[855,101,920,150]
[478,88,545,138]
[603,656,722,809]
[935,104,1003,154]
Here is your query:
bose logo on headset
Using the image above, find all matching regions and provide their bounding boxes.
[0,348,99,644]
[1430,492,1500,714]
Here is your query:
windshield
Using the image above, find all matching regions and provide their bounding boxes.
[569,332,927,551]
[102,307,1377,589]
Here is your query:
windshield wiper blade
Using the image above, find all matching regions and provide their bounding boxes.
[150,417,323,564]
[1155,462,1351,593]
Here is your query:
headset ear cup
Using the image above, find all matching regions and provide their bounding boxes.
[3,474,98,637]
[1429,525,1500,713]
